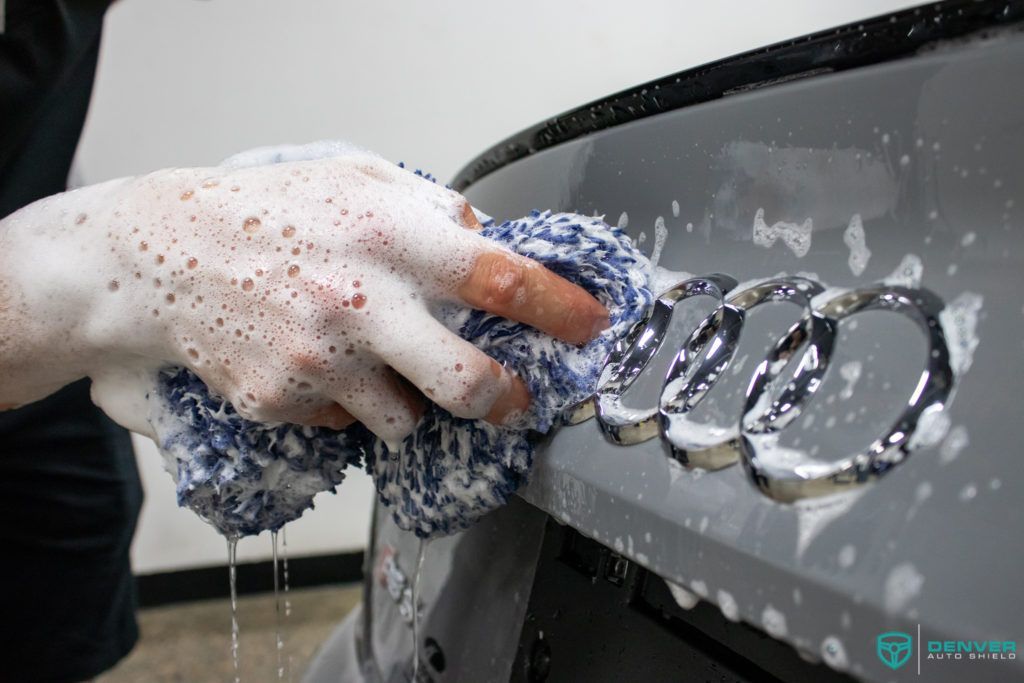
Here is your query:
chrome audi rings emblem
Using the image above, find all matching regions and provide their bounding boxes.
[568,274,954,503]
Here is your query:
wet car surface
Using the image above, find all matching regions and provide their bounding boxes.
[306,3,1024,681]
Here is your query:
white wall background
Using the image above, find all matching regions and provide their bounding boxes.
[76,0,920,573]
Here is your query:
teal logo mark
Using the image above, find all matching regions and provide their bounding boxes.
[877,631,914,670]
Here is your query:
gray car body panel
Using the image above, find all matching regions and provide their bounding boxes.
[456,30,1024,683]
[305,19,1024,683]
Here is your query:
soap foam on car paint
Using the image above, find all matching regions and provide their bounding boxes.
[752,208,813,258]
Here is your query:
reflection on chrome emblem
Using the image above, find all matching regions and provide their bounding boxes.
[568,274,954,503]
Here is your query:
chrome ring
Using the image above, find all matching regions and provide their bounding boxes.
[593,274,737,445]
[739,286,953,502]
[659,277,828,471]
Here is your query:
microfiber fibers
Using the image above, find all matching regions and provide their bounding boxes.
[148,210,653,538]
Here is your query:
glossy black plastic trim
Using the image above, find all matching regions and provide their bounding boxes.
[452,0,1024,192]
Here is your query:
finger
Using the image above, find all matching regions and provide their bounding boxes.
[248,395,355,431]
[304,402,357,431]
[328,363,425,445]
[457,249,610,345]
[460,201,483,230]
[373,310,530,424]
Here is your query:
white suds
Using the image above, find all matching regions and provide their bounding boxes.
[717,590,740,622]
[761,605,788,639]
[821,636,849,671]
[884,562,924,613]
[842,214,871,276]
[838,361,862,400]
[752,208,812,258]
[883,254,924,287]
[939,425,969,464]
[650,215,668,267]
[939,292,983,376]
[667,581,700,610]
[907,408,951,450]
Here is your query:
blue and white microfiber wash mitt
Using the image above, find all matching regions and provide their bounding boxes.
[149,210,653,538]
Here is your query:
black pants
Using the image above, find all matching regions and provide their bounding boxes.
[0,2,143,681]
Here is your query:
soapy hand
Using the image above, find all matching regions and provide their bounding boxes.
[0,151,608,443]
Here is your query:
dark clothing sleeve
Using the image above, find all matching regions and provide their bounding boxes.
[0,2,144,681]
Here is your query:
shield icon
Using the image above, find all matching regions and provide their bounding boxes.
[877,631,913,670]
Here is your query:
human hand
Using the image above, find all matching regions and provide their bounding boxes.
[0,151,608,444]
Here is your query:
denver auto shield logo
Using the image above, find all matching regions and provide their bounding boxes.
[874,628,1017,675]
[877,631,914,670]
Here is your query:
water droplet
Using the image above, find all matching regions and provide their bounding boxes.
[242,278,255,291]
[351,293,367,309]
[288,265,300,278]
[188,257,199,269]
[243,217,262,233]
[282,225,295,238]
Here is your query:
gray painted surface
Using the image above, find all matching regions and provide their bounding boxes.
[457,30,1023,683]
[310,25,1024,683]
[354,498,547,683]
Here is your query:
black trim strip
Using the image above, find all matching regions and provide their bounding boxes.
[452,0,1024,191]
[135,551,364,608]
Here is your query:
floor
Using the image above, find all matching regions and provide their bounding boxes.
[99,583,363,683]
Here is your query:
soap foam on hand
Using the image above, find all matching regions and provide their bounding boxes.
[150,209,654,538]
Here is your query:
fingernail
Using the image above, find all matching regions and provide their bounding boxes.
[485,373,531,425]
[590,310,611,339]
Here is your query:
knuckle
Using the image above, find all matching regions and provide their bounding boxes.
[289,351,325,373]
[562,295,594,331]
[439,356,503,419]
[354,159,394,183]
[474,255,526,308]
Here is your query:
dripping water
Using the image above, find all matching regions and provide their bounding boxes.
[272,531,286,680]
[228,537,241,683]
[282,527,293,682]
[411,538,428,681]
